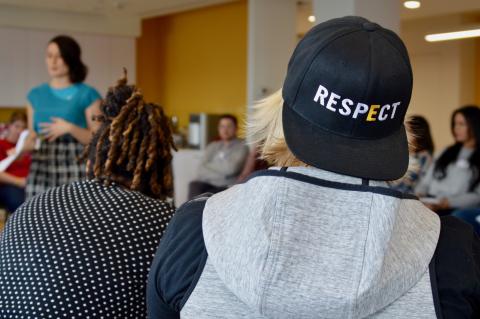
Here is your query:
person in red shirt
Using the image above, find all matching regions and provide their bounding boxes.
[0,111,31,212]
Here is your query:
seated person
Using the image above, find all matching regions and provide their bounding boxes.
[147,17,479,318]
[0,111,31,212]
[390,115,433,194]
[0,73,176,318]
[415,105,480,215]
[188,114,248,199]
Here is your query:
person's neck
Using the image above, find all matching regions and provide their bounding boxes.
[93,175,132,190]
[463,139,476,150]
[50,76,72,89]
[222,137,236,146]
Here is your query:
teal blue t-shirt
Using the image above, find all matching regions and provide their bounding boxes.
[27,83,101,133]
[50,85,79,100]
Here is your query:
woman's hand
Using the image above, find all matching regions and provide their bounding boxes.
[6,148,16,156]
[6,131,37,155]
[0,172,26,188]
[39,117,73,142]
[424,198,450,211]
[12,176,26,188]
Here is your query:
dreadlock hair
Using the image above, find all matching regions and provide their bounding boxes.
[82,70,176,200]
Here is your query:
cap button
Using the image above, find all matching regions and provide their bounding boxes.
[362,22,379,32]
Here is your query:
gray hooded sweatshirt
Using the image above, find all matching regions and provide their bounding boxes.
[148,166,453,318]
[185,167,440,318]
[147,168,480,319]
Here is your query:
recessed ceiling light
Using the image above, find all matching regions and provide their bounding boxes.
[425,28,480,42]
[308,15,316,23]
[404,1,421,9]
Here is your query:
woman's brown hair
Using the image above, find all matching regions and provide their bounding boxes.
[82,71,176,199]
[49,35,87,83]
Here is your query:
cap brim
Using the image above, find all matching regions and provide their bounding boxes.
[282,104,409,181]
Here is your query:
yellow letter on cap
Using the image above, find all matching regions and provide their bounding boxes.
[367,105,380,122]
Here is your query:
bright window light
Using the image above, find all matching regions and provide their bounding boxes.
[425,29,480,42]
[404,1,421,9]
[308,15,316,23]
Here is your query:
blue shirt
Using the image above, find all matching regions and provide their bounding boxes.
[27,83,101,133]
[50,85,79,100]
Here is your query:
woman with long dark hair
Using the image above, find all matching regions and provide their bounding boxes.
[21,35,102,199]
[415,105,480,212]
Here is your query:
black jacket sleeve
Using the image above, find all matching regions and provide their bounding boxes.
[147,197,209,319]
[433,216,480,318]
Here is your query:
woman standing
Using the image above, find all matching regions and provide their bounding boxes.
[415,105,480,213]
[25,35,101,199]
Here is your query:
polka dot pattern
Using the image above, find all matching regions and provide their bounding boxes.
[0,180,175,318]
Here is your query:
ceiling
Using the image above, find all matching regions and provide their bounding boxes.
[294,0,480,36]
[400,0,480,20]
[0,0,479,21]
[0,0,237,18]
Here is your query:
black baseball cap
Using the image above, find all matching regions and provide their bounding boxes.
[282,16,413,180]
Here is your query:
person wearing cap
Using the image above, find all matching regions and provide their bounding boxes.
[146,17,480,318]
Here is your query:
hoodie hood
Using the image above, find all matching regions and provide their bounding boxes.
[202,167,440,319]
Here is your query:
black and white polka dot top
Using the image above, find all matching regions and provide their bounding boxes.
[0,180,175,318]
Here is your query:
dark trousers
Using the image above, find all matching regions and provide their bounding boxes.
[452,209,480,235]
[188,181,227,200]
[0,184,25,213]
[435,209,454,217]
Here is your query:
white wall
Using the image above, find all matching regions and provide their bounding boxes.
[401,14,477,151]
[0,27,136,107]
[247,0,297,107]
[313,0,400,33]
[0,4,140,37]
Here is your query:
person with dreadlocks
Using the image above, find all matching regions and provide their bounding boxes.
[0,72,176,318]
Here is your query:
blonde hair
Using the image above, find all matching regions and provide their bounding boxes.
[388,116,427,184]
[247,89,305,167]
[248,89,415,176]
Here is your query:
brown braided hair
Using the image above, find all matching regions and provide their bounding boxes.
[82,70,176,199]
